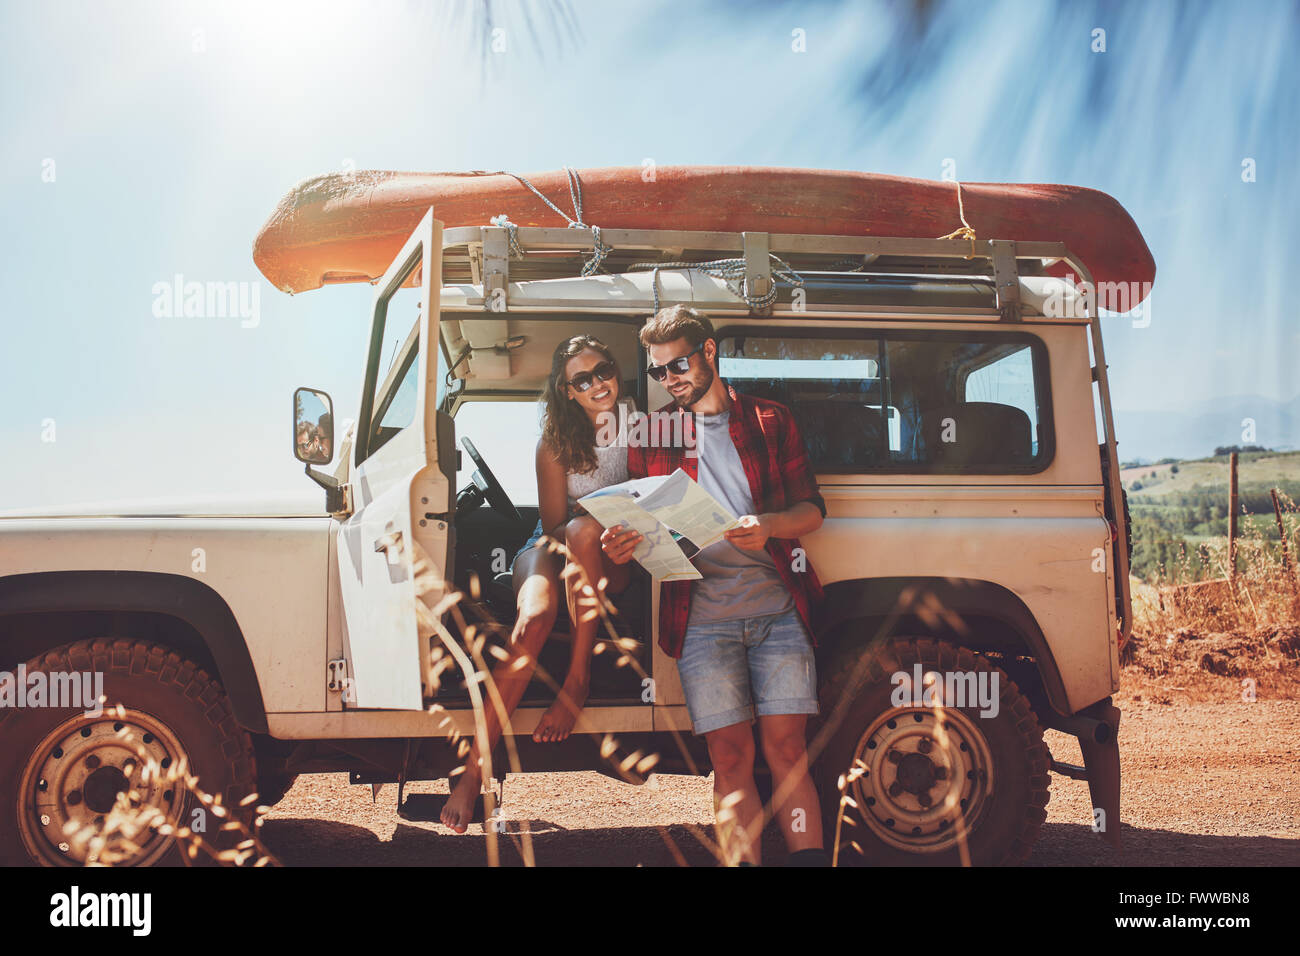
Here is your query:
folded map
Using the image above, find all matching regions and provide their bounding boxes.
[578,469,740,580]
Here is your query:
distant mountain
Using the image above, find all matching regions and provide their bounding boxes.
[1112,393,1300,462]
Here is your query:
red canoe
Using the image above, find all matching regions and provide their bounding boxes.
[252,166,1154,302]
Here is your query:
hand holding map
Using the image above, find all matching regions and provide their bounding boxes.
[580,469,739,580]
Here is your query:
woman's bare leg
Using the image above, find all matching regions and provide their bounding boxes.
[534,516,632,742]
[440,544,562,832]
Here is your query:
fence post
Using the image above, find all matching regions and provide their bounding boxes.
[1228,452,1238,583]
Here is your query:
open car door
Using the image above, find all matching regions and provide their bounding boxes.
[337,209,454,709]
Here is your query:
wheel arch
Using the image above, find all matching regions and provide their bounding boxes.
[0,571,268,734]
[815,576,1069,714]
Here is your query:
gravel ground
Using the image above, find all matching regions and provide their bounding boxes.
[261,690,1300,867]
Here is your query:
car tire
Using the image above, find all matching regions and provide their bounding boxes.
[0,638,258,866]
[815,636,1049,866]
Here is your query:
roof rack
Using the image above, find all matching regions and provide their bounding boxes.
[443,225,1083,322]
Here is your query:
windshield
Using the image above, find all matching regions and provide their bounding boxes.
[367,310,447,457]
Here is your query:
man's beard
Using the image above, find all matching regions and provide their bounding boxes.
[673,364,715,409]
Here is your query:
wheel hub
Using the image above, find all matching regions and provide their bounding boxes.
[894,751,938,795]
[82,765,130,814]
[848,706,994,854]
[18,710,189,866]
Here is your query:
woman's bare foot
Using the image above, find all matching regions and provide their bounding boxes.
[440,767,482,833]
[532,678,589,742]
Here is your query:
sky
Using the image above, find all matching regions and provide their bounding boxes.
[1,0,1297,512]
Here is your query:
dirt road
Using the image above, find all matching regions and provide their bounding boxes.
[261,692,1300,866]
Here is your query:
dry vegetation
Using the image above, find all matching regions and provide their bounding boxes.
[1124,493,1300,702]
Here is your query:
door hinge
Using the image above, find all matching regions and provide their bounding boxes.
[329,481,354,518]
[327,658,348,694]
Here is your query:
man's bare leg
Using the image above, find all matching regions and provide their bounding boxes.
[440,547,561,832]
[758,714,824,855]
[534,516,630,742]
[704,721,764,865]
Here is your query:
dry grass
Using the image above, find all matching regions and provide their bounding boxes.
[1125,493,1300,702]
[1132,490,1300,635]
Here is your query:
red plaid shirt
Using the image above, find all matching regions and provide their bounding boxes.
[627,382,826,658]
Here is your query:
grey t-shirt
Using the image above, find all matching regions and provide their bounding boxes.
[688,409,794,623]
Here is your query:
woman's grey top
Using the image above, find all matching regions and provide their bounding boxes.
[565,397,633,512]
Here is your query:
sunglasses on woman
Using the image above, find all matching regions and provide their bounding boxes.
[566,360,618,392]
[646,341,706,381]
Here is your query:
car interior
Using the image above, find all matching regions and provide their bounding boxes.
[436,317,653,707]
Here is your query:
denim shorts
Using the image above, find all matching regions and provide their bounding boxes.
[512,512,586,570]
[676,606,818,735]
[511,518,546,570]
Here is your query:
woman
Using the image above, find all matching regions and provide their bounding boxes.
[441,335,635,833]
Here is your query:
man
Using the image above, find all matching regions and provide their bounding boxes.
[601,305,830,866]
[315,412,333,461]
[296,421,315,460]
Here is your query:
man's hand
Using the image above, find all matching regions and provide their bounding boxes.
[724,514,771,551]
[600,524,643,564]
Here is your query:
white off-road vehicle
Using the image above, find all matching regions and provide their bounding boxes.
[0,197,1135,866]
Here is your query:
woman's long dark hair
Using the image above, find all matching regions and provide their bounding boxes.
[541,335,622,476]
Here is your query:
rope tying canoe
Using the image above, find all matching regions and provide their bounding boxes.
[627,255,806,312]
[936,180,979,258]
[488,167,611,276]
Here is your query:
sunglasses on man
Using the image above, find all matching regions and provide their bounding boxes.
[566,360,618,392]
[645,341,706,382]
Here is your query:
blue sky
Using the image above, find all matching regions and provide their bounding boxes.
[2,0,1297,511]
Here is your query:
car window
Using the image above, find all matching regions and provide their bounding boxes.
[719,331,1050,474]
[718,337,899,468]
[963,345,1038,451]
[453,399,544,505]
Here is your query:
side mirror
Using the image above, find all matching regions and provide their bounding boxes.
[294,387,335,465]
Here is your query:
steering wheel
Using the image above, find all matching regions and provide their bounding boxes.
[460,437,521,523]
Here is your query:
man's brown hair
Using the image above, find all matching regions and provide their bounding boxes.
[638,305,715,359]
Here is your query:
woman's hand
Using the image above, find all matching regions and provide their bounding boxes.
[600,524,642,564]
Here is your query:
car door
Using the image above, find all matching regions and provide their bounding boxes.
[336,209,452,709]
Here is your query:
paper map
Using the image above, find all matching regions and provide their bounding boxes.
[578,469,740,580]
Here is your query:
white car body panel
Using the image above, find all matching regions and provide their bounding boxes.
[0,516,331,714]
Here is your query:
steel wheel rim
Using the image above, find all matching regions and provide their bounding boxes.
[848,704,994,854]
[17,709,189,867]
